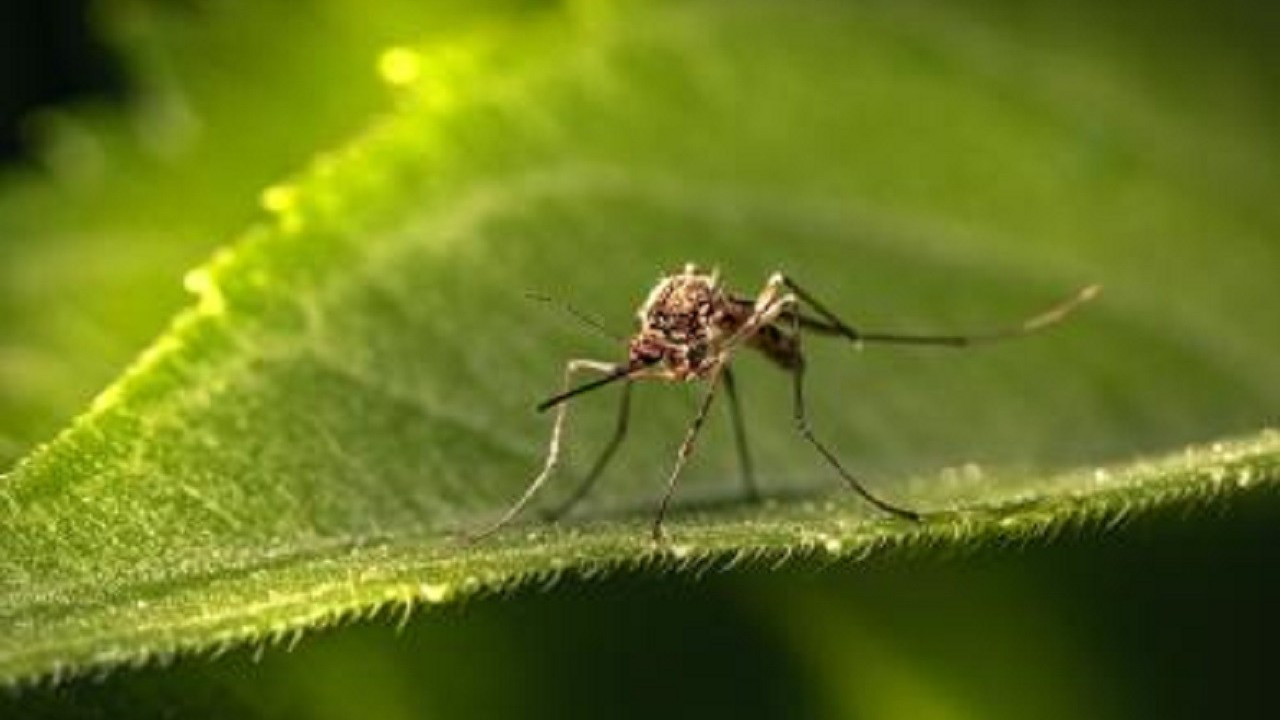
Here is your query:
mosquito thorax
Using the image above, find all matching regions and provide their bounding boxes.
[636,267,727,340]
[630,265,740,379]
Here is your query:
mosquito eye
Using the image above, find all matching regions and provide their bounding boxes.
[630,340,665,364]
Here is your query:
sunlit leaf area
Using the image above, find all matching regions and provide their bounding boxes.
[1,1,1277,717]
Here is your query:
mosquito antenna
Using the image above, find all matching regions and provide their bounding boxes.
[526,292,624,342]
[536,363,640,413]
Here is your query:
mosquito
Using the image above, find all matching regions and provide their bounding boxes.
[472,263,1100,543]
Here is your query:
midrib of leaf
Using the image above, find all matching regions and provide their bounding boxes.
[2,0,1279,688]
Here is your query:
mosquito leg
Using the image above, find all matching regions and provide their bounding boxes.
[469,359,622,542]
[721,367,758,502]
[542,380,633,522]
[786,307,921,521]
[652,369,724,542]
[779,275,1099,348]
[775,276,863,340]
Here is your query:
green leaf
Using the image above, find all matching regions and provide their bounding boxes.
[0,0,526,466]
[2,0,1278,688]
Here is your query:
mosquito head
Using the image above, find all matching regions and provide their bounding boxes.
[626,333,668,369]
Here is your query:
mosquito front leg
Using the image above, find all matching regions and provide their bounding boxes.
[543,380,633,522]
[469,358,622,541]
[652,367,724,542]
[785,301,921,521]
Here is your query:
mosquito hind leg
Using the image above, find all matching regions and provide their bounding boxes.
[468,358,622,542]
[779,274,1099,348]
[542,380,633,522]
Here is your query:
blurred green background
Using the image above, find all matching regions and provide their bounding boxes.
[2,0,1278,718]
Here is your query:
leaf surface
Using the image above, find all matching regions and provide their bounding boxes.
[2,0,1278,685]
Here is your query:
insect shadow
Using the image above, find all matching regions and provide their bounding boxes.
[471,263,1099,543]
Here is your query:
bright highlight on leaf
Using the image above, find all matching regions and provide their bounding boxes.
[379,47,423,87]
[181,267,228,318]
